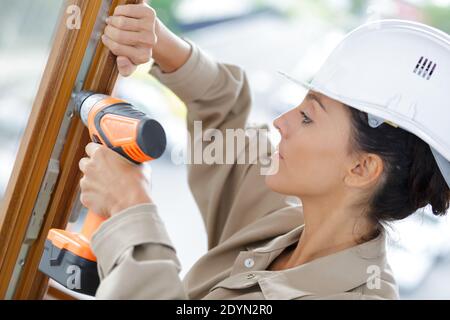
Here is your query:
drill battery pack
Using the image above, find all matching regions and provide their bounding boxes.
[39,230,100,296]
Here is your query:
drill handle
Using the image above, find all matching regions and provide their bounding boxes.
[81,210,106,241]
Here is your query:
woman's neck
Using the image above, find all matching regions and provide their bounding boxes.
[283,197,377,268]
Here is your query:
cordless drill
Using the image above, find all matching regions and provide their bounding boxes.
[39,91,166,296]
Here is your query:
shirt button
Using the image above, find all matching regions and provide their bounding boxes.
[244,258,255,268]
[246,273,256,279]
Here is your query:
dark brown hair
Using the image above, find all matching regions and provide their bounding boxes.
[347,106,450,225]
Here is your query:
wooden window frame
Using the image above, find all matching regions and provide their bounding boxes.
[0,0,139,300]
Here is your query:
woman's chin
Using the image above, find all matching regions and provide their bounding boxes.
[265,173,283,193]
[265,172,298,196]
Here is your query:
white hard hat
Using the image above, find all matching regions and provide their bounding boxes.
[281,19,450,188]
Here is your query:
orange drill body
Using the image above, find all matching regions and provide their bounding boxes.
[39,91,166,295]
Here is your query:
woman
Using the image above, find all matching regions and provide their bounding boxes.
[79,3,450,299]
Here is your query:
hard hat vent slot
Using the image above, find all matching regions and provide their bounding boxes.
[413,56,436,80]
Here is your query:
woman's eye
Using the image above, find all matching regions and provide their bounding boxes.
[300,111,312,124]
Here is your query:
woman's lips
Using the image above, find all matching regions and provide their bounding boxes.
[275,147,284,160]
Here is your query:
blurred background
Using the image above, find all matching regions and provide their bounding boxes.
[1,0,449,299]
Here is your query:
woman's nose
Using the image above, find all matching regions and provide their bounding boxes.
[273,115,286,138]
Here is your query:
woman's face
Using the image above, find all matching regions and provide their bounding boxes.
[265,91,355,197]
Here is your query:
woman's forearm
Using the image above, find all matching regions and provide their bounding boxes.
[153,18,192,73]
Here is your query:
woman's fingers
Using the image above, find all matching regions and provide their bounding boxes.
[103,3,158,76]
[79,157,89,173]
[113,4,156,20]
[85,142,101,158]
[116,56,137,77]
[106,15,143,32]
[101,35,151,65]
[104,24,155,47]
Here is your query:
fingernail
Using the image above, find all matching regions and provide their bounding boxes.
[105,17,111,23]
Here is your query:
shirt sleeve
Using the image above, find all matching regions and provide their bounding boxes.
[91,203,188,300]
[149,38,289,250]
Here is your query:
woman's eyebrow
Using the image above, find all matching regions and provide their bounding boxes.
[306,93,327,113]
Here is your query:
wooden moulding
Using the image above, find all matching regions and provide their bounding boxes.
[0,0,140,300]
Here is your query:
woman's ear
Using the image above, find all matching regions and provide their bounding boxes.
[345,153,384,189]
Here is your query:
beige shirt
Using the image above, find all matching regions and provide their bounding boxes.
[91,39,399,300]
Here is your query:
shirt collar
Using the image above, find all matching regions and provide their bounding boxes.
[249,225,388,299]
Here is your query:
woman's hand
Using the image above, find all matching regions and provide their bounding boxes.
[102,3,159,76]
[102,2,192,76]
[79,143,153,218]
